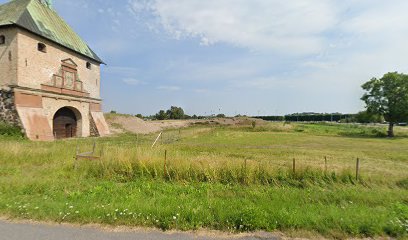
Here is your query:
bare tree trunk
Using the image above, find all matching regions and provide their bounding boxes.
[387,122,394,137]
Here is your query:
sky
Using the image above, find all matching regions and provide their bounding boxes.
[3,0,408,116]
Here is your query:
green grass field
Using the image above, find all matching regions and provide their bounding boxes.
[0,122,407,239]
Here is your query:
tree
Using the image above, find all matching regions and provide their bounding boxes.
[354,111,383,124]
[166,106,185,119]
[155,110,168,120]
[361,72,408,137]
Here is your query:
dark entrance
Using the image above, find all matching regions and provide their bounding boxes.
[53,107,77,139]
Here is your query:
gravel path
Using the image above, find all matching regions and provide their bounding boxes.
[0,220,280,240]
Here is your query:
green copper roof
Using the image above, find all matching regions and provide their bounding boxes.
[0,0,103,63]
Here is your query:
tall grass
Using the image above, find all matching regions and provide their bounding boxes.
[82,144,360,187]
[67,122,408,188]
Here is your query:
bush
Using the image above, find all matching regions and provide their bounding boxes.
[0,122,23,138]
[355,111,383,123]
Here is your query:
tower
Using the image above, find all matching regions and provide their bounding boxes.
[0,0,110,140]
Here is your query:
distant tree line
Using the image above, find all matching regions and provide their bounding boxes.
[254,112,386,123]
[284,113,355,122]
[255,113,353,122]
[148,106,225,120]
[114,108,383,124]
[254,116,285,121]
[111,108,386,124]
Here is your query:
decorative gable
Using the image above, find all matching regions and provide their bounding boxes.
[61,58,78,68]
[41,59,89,98]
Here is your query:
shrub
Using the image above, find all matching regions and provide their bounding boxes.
[0,122,23,138]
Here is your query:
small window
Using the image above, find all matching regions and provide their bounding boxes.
[37,42,47,53]
[86,62,92,69]
[0,35,5,45]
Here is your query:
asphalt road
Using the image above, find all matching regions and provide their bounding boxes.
[0,220,280,240]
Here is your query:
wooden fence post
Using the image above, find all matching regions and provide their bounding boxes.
[244,158,247,184]
[292,158,296,175]
[324,156,327,173]
[356,158,360,180]
[163,150,167,178]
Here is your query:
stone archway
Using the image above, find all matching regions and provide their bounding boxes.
[53,107,81,139]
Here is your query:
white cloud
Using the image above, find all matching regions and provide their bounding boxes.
[157,85,181,91]
[128,0,338,55]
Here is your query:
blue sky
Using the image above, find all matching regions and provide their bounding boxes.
[4,0,408,116]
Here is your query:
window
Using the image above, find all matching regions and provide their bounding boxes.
[37,42,47,52]
[0,35,5,45]
[86,62,92,69]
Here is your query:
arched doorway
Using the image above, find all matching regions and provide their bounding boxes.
[53,107,80,139]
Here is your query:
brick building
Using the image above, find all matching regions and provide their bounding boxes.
[0,0,110,140]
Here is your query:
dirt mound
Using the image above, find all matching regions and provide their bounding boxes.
[105,114,267,135]
[106,114,162,134]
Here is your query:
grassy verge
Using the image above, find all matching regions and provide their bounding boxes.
[0,122,407,238]
[0,179,407,238]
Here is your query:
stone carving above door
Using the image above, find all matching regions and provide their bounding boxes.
[41,59,90,97]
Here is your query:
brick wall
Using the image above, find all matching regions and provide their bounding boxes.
[16,29,101,99]
[0,28,18,87]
